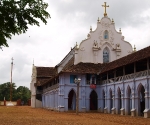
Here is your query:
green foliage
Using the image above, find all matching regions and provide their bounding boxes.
[0,82,31,104]
[0,0,50,48]
[0,82,16,101]
[16,86,31,104]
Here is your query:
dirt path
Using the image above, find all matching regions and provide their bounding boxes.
[0,106,150,125]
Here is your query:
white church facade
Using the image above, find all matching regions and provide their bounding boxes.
[30,3,150,118]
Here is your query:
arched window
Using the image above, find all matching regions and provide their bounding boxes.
[103,47,109,63]
[104,30,109,39]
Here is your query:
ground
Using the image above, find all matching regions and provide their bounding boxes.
[0,106,150,125]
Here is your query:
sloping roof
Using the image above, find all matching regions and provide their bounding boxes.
[62,62,106,74]
[40,58,106,86]
[37,74,59,86]
[35,67,57,86]
[36,46,150,86]
[62,57,74,71]
[36,78,50,86]
[101,46,150,73]
[36,67,56,77]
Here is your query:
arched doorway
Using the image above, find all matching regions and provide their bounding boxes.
[127,86,132,115]
[68,89,76,110]
[138,85,145,116]
[110,89,113,113]
[90,90,98,110]
[117,88,121,114]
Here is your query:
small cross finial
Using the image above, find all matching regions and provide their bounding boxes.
[102,2,109,17]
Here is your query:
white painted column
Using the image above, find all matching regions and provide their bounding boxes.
[144,82,150,118]
[131,84,136,116]
[131,92,135,109]
[115,92,119,114]
[130,63,136,116]
[145,88,148,109]
[120,91,125,115]
[120,68,125,115]
[121,94,124,108]
[112,94,115,108]
[111,90,116,114]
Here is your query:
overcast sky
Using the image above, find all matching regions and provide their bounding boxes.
[0,0,150,89]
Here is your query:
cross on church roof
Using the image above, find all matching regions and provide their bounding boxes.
[102,2,109,17]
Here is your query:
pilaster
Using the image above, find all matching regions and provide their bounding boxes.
[144,82,150,118]
[111,89,116,114]
[131,83,136,116]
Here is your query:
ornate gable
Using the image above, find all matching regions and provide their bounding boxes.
[74,10,132,65]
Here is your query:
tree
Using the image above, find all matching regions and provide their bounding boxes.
[16,86,31,104]
[0,82,31,104]
[0,82,16,101]
[0,0,50,48]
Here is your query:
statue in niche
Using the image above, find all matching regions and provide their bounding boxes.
[103,48,109,63]
[116,44,121,50]
[93,41,100,63]
[93,40,100,51]
[115,44,121,57]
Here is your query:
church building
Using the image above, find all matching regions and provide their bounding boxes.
[30,2,150,118]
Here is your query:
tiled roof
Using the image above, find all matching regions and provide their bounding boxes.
[36,78,50,86]
[62,57,74,71]
[62,62,106,74]
[101,46,150,73]
[37,58,74,86]
[35,67,57,86]
[36,67,56,77]
[36,46,150,86]
[38,74,59,86]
